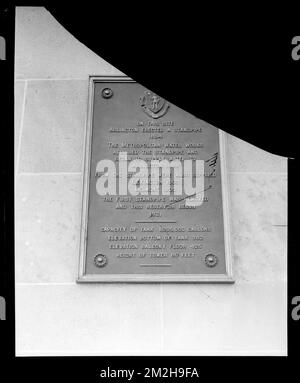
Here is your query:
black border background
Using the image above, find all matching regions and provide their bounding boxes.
[0,4,298,382]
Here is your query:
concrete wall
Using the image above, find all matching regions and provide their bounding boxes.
[15,7,287,356]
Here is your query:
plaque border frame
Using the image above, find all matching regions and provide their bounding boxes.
[77,75,234,283]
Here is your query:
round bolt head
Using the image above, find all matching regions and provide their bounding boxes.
[94,254,107,267]
[205,253,218,267]
[101,88,113,99]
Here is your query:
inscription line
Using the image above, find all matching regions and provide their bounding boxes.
[140,264,172,267]
[135,221,177,223]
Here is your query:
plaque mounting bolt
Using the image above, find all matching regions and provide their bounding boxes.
[94,254,107,268]
[101,88,113,99]
[205,254,218,267]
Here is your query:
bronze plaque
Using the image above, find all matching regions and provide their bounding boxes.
[78,76,233,282]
